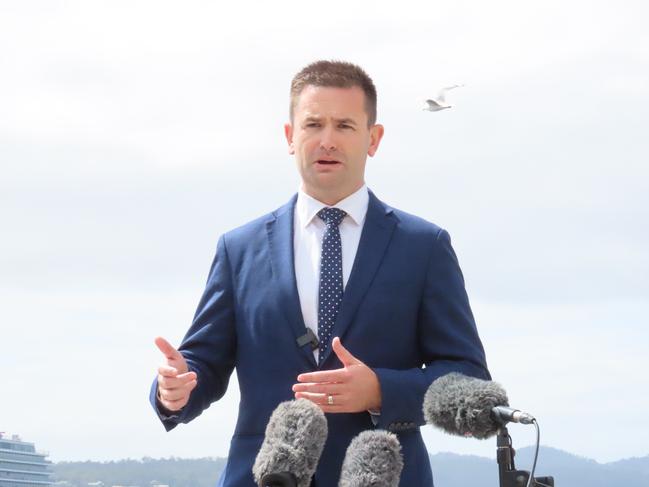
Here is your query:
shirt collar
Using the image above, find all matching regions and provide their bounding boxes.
[296,184,369,228]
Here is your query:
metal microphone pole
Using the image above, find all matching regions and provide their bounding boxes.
[496,426,554,487]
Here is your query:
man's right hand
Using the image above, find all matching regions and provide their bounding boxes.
[155,336,197,412]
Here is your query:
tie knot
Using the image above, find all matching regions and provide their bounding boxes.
[317,207,347,227]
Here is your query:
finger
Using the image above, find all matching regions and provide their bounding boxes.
[177,371,197,381]
[155,336,183,361]
[159,380,197,402]
[294,391,344,407]
[293,392,350,414]
[159,371,197,389]
[158,365,179,378]
[159,378,197,397]
[331,337,360,366]
[161,396,190,412]
[297,368,349,383]
[293,394,352,414]
[291,382,346,395]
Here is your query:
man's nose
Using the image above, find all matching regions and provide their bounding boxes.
[319,126,337,152]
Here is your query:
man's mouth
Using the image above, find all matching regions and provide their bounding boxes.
[315,159,341,165]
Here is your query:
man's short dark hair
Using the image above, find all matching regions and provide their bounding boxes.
[290,60,377,127]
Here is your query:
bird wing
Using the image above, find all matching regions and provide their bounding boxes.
[425,99,442,108]
[436,84,464,104]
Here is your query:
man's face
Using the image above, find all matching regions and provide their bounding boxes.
[284,85,384,205]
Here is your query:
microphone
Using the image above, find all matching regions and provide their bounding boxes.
[492,406,535,425]
[423,372,535,439]
[338,430,403,487]
[252,399,328,487]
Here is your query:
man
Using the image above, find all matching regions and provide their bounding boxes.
[150,60,490,486]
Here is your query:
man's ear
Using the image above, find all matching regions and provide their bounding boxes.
[367,124,384,157]
[284,123,295,155]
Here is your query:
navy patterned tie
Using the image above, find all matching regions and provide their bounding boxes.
[317,207,347,364]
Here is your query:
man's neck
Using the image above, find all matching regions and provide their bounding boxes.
[301,183,365,206]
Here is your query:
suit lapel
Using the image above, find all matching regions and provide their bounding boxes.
[266,195,318,368]
[320,191,397,365]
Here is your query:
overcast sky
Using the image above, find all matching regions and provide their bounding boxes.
[1,0,648,467]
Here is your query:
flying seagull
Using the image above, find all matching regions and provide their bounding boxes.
[423,84,465,111]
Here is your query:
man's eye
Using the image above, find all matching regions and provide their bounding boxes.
[306,122,320,128]
[339,124,353,129]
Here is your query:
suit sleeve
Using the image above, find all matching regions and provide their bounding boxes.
[149,235,238,431]
[373,228,490,432]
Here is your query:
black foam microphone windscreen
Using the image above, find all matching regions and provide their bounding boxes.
[423,372,509,439]
[338,430,404,487]
[252,399,328,487]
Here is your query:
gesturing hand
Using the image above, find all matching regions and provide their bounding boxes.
[155,336,197,412]
[292,337,382,413]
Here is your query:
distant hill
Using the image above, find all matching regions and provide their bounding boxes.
[431,447,649,487]
[53,457,226,487]
[606,455,649,477]
[53,448,649,487]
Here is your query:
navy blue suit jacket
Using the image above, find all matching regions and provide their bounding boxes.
[150,191,490,486]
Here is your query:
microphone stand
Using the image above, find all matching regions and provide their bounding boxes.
[496,426,554,487]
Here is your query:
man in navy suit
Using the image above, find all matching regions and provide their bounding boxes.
[150,60,490,486]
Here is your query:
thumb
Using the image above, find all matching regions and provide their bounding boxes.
[332,337,360,367]
[155,336,183,362]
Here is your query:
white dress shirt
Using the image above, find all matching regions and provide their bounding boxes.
[294,184,369,360]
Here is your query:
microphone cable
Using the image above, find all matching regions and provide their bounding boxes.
[526,419,552,487]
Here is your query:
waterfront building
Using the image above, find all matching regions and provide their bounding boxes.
[0,433,53,487]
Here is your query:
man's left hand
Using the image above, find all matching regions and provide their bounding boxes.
[292,337,382,413]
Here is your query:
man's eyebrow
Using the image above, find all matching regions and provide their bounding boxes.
[302,116,358,125]
[336,118,357,126]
